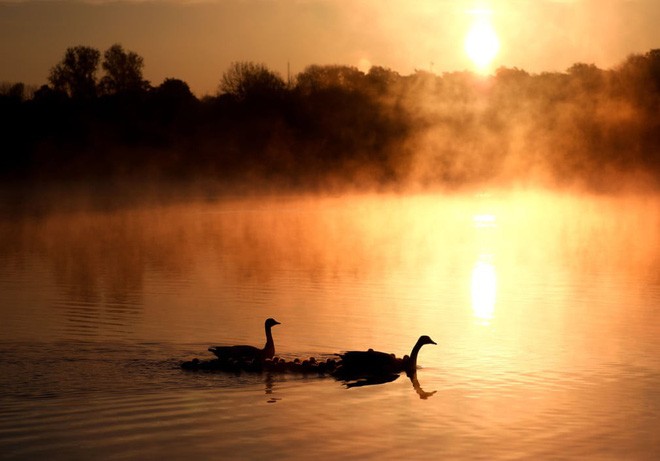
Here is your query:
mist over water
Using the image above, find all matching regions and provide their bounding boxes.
[3,49,660,194]
[0,186,658,459]
[2,15,659,460]
[1,188,657,348]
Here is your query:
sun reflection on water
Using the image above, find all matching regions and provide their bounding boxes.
[472,207,498,324]
[473,213,497,228]
[471,255,497,324]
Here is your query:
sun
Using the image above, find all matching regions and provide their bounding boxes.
[464,10,500,73]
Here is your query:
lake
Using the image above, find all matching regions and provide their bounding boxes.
[0,187,659,460]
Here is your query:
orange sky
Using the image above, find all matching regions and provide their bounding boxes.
[1,0,659,96]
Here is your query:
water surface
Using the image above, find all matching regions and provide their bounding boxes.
[1,189,659,460]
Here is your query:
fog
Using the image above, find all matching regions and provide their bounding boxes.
[1,191,658,313]
[1,49,659,196]
[2,37,660,461]
[1,49,659,316]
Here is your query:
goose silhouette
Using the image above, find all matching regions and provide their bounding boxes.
[334,335,436,380]
[208,318,281,361]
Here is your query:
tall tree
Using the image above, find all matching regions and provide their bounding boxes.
[48,46,101,99]
[219,62,285,101]
[100,44,149,95]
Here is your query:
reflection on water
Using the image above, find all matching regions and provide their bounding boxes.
[472,207,498,324]
[410,372,437,400]
[0,189,659,459]
[471,255,497,324]
[338,371,437,400]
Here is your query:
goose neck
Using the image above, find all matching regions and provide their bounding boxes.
[408,342,424,369]
[264,323,275,348]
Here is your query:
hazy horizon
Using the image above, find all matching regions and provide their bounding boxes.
[2,3,660,459]
[2,0,660,96]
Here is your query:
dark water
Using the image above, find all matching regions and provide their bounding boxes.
[1,189,659,460]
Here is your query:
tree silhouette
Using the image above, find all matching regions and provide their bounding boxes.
[219,62,285,101]
[100,44,149,95]
[150,78,198,124]
[2,43,659,188]
[647,49,660,88]
[365,66,401,94]
[153,78,195,102]
[0,82,26,102]
[295,65,365,93]
[48,46,101,99]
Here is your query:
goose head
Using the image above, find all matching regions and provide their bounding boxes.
[417,335,437,347]
[265,318,281,328]
[404,335,437,373]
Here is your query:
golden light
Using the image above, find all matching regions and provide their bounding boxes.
[464,10,500,73]
[471,257,497,323]
[471,200,497,323]
[357,57,372,73]
[473,213,497,228]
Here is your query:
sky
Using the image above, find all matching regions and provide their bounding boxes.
[1,0,659,96]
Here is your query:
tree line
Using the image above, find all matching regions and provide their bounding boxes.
[1,45,659,191]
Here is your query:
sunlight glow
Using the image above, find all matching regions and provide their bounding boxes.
[471,257,497,324]
[473,213,497,228]
[358,57,372,73]
[464,10,500,73]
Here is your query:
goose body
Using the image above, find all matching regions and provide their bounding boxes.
[208,318,280,361]
[335,335,436,378]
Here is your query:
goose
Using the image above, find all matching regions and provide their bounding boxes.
[208,318,280,362]
[334,335,436,379]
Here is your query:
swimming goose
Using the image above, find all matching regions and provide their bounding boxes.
[334,335,436,378]
[208,318,281,361]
